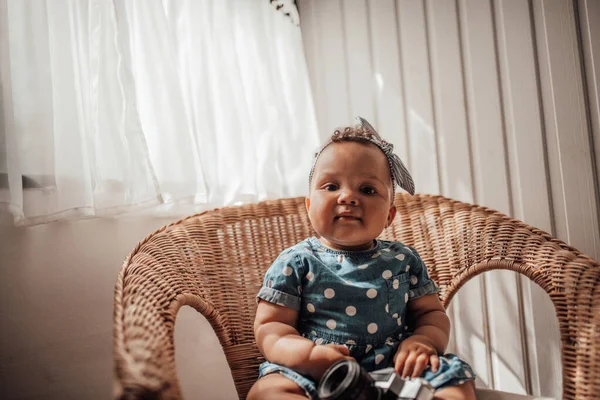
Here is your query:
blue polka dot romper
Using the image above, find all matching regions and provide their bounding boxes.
[256,237,475,399]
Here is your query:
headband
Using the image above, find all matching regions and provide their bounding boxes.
[308,116,415,196]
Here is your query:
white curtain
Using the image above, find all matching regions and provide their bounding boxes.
[0,0,319,226]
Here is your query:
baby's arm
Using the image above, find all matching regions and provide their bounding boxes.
[254,300,351,380]
[408,293,450,352]
[393,293,450,378]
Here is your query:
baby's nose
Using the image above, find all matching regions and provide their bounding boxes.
[337,190,358,205]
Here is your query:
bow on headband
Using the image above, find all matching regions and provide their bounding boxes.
[308,117,415,196]
[356,117,415,196]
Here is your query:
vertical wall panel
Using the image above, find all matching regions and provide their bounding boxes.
[368,0,410,165]
[458,0,510,214]
[494,0,552,233]
[494,1,560,397]
[299,0,327,141]
[342,0,376,124]
[425,0,490,388]
[397,0,439,195]
[425,0,474,203]
[459,0,528,394]
[578,0,600,202]
[533,0,600,261]
[308,0,350,138]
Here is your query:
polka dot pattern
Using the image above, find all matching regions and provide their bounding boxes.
[367,323,378,334]
[259,239,443,367]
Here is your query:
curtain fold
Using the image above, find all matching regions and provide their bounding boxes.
[0,0,319,226]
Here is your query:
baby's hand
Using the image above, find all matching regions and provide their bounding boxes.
[393,335,439,379]
[306,343,353,381]
[323,343,351,356]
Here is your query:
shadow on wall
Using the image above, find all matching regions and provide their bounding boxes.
[447,272,562,398]
[175,306,238,400]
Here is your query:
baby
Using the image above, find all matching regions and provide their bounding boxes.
[248,118,476,400]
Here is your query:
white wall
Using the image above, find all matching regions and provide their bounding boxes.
[0,217,237,400]
[298,0,599,398]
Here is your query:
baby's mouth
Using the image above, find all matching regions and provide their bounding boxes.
[335,215,361,221]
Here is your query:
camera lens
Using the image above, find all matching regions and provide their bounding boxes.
[317,360,381,400]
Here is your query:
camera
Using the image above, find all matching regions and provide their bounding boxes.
[317,359,435,400]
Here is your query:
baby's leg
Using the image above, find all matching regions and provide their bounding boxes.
[247,373,309,400]
[433,380,476,400]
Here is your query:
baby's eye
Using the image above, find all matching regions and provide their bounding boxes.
[361,186,377,195]
[324,184,338,191]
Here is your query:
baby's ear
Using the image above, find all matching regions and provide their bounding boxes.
[305,197,311,212]
[387,206,397,226]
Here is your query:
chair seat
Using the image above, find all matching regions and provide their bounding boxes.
[475,388,555,400]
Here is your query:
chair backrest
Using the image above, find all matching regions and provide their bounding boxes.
[113,194,600,400]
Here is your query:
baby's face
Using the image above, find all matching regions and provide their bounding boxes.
[306,141,396,251]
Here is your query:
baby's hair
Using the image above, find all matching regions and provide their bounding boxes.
[313,125,375,158]
[309,124,396,198]
[331,124,377,142]
[309,116,416,196]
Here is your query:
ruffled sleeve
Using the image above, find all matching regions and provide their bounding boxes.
[256,248,306,311]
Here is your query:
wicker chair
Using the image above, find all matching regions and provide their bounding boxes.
[113,194,600,400]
